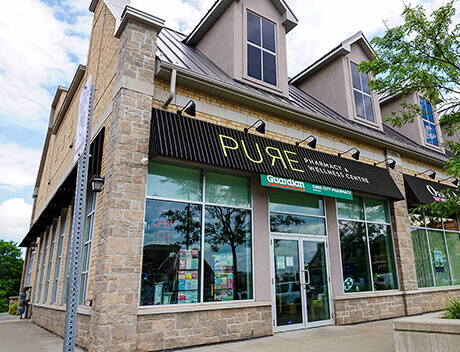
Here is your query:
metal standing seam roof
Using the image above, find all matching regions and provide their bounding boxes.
[156,27,448,162]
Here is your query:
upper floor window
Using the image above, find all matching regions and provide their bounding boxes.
[351,62,374,122]
[247,11,277,86]
[420,98,438,146]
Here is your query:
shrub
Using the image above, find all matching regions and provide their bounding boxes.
[442,297,460,319]
[9,302,17,316]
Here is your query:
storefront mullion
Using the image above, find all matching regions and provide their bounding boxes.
[200,170,206,305]
[362,200,376,294]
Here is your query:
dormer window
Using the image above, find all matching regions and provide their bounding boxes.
[351,62,374,122]
[420,98,438,146]
[247,11,277,86]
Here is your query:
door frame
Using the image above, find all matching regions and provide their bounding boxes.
[270,234,334,332]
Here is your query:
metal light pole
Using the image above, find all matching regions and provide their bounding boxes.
[63,78,95,352]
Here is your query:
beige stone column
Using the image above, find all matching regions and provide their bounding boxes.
[90,9,164,352]
[386,150,419,299]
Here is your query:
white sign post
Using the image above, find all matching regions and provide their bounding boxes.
[64,76,94,352]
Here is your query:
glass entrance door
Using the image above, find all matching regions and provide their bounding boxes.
[272,236,332,331]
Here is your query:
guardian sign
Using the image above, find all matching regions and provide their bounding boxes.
[261,174,353,200]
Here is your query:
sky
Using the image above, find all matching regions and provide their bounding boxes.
[0,0,457,245]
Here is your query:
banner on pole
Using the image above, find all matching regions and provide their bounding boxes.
[74,76,92,163]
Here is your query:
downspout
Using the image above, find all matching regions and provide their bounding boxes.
[161,68,177,108]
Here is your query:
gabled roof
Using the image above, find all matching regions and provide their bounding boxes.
[184,0,298,46]
[289,31,374,86]
[155,27,447,164]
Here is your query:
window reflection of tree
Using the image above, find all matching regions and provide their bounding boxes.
[368,224,394,290]
[270,214,304,233]
[157,170,202,200]
[205,206,251,299]
[339,221,371,292]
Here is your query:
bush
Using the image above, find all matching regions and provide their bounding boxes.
[442,297,460,319]
[9,302,17,315]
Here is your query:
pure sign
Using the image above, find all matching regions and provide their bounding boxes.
[261,174,353,200]
[73,76,92,163]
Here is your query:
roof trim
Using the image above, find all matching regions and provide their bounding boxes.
[157,61,447,166]
[289,31,374,86]
[114,5,165,38]
[51,65,86,135]
[185,0,298,46]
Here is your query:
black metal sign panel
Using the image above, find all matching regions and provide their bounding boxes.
[150,108,404,200]
[404,174,456,205]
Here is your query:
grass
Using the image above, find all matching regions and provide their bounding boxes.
[442,297,460,319]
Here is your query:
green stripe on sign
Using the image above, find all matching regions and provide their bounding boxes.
[261,174,353,200]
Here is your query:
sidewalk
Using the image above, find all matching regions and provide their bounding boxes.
[0,314,84,352]
[182,318,396,352]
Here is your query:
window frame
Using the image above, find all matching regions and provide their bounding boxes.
[38,229,50,303]
[337,196,399,294]
[244,9,278,88]
[79,192,97,306]
[419,98,439,147]
[44,219,58,303]
[140,162,255,307]
[52,209,67,304]
[350,61,375,124]
[410,213,459,288]
[26,250,35,287]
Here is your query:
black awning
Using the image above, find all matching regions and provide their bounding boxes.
[404,174,456,206]
[19,169,76,247]
[149,108,404,201]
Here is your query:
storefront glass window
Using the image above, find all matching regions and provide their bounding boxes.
[205,171,250,207]
[427,230,452,286]
[337,197,364,220]
[147,162,202,202]
[141,162,252,306]
[410,228,434,288]
[338,196,398,293]
[204,207,252,302]
[446,232,460,285]
[339,221,372,292]
[410,212,459,288]
[269,189,325,235]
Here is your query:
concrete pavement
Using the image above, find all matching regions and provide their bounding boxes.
[182,319,396,352]
[0,313,396,352]
[0,314,84,352]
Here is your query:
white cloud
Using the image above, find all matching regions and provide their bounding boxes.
[0,139,41,190]
[0,0,92,131]
[285,0,459,76]
[0,198,32,244]
[132,0,216,34]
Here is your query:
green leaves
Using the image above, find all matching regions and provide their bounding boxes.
[0,240,23,313]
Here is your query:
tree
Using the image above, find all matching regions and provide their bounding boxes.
[359,1,460,217]
[0,240,24,312]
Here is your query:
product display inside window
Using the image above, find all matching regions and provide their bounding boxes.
[141,163,253,306]
[410,213,460,288]
[338,197,397,292]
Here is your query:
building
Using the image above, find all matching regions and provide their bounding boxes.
[18,0,460,351]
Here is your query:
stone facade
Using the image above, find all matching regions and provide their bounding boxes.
[20,1,460,351]
[137,305,272,351]
[32,305,91,350]
[89,15,162,351]
[334,294,406,325]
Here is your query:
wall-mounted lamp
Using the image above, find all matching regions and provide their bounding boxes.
[177,100,196,117]
[338,148,360,161]
[244,119,266,134]
[295,135,317,149]
[438,176,459,186]
[414,169,436,180]
[374,158,396,170]
[90,175,104,193]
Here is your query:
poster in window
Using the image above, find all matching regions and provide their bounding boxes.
[213,253,234,301]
